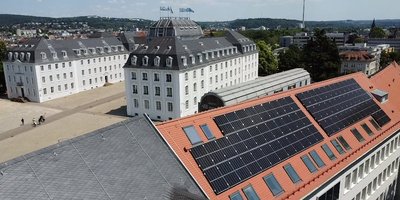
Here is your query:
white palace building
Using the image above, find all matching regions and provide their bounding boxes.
[3,37,129,102]
[124,17,259,120]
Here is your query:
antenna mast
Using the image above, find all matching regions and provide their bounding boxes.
[302,0,306,28]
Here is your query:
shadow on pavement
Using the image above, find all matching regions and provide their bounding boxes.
[106,106,128,117]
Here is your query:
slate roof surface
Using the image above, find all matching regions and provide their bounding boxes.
[8,37,127,64]
[0,117,204,200]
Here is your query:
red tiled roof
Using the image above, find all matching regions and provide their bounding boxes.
[156,62,400,200]
[340,51,375,61]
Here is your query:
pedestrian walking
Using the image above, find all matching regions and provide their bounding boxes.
[21,118,24,125]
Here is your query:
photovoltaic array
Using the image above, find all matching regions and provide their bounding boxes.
[190,97,324,194]
[296,78,390,136]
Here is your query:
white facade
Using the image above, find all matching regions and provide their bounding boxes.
[4,53,128,102]
[308,130,400,200]
[125,53,258,120]
[341,59,379,76]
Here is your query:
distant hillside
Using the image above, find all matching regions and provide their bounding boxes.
[0,14,153,30]
[1,14,399,31]
[230,18,302,29]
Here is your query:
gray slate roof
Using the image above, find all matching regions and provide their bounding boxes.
[201,68,310,106]
[124,31,257,71]
[0,117,204,200]
[149,18,203,40]
[8,37,127,65]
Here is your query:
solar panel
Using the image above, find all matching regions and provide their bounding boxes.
[190,97,324,194]
[296,79,390,136]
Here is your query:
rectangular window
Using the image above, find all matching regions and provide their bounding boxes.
[351,128,365,142]
[369,118,381,130]
[200,124,215,140]
[133,99,139,108]
[358,163,364,179]
[352,169,358,185]
[132,85,138,94]
[154,73,160,81]
[229,192,243,200]
[331,139,345,154]
[142,73,148,80]
[301,155,318,173]
[167,102,173,112]
[166,74,172,82]
[321,144,336,160]
[143,86,148,95]
[283,164,301,184]
[264,174,284,196]
[156,101,161,111]
[242,185,260,200]
[42,77,45,83]
[344,174,351,190]
[167,87,172,97]
[309,150,325,168]
[337,136,351,150]
[183,126,202,145]
[155,87,161,96]
[131,72,137,80]
[144,100,150,109]
[361,123,374,136]
[43,88,47,95]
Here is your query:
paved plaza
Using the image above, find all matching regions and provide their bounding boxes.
[0,82,130,163]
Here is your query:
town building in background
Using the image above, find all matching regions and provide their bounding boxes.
[3,37,128,102]
[339,51,379,76]
[124,17,259,121]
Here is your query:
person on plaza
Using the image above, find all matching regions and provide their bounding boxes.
[21,118,24,125]
[32,118,37,127]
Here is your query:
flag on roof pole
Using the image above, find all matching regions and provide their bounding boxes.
[179,8,195,13]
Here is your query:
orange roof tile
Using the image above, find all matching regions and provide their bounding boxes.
[156,63,400,200]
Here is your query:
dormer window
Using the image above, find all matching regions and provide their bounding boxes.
[242,47,246,52]
[14,52,19,60]
[97,47,104,53]
[52,52,57,59]
[8,52,12,61]
[104,46,111,53]
[143,56,149,66]
[154,56,160,67]
[73,49,81,56]
[112,46,117,52]
[181,56,187,66]
[203,53,208,60]
[131,56,137,65]
[166,56,173,68]
[40,52,46,59]
[61,50,67,58]
[223,49,227,56]
[216,51,220,57]
[197,53,203,63]
[89,48,96,54]
[26,52,31,61]
[20,52,25,61]
[118,45,124,51]
[190,55,195,64]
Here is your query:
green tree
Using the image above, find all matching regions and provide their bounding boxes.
[278,45,304,72]
[0,40,7,92]
[303,29,341,82]
[369,27,386,38]
[256,40,278,75]
[380,51,400,68]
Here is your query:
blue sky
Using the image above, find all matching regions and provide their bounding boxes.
[1,0,399,21]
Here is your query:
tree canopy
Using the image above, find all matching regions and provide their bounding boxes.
[278,45,304,72]
[369,27,387,38]
[256,40,278,76]
[380,51,400,68]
